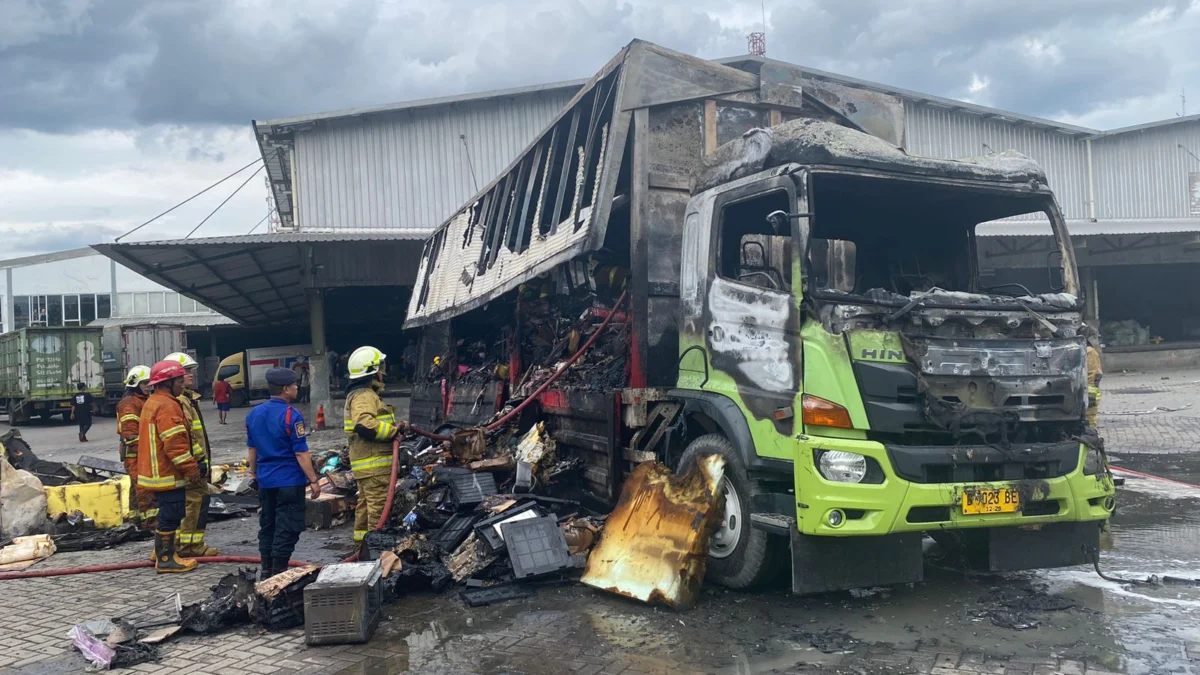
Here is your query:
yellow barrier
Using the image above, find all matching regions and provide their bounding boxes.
[44,476,133,529]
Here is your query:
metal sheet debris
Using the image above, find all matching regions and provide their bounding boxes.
[581,455,726,609]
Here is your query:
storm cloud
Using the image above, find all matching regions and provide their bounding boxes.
[3,0,1192,134]
[1,0,1197,256]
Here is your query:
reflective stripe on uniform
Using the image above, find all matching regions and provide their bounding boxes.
[170,452,191,466]
[343,421,356,435]
[350,455,393,472]
[138,475,184,489]
[375,421,393,439]
[124,437,139,446]
[191,443,205,458]
[178,532,205,544]
[120,414,140,424]
[142,508,159,519]
[353,529,367,542]
[377,413,395,423]
[159,425,188,441]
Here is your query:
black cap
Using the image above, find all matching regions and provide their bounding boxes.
[265,368,298,386]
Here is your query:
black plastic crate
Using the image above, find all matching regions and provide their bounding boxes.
[473,502,541,553]
[501,516,571,580]
[459,584,533,607]
[448,472,497,509]
[431,512,482,553]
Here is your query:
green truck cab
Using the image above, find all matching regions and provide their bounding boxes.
[404,41,1114,593]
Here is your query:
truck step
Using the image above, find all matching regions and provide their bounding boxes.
[750,513,796,535]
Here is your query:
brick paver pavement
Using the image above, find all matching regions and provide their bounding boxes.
[2,369,1198,674]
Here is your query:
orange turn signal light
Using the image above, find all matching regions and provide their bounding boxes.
[801,394,853,429]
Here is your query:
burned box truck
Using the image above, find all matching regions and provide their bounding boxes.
[403,41,1116,593]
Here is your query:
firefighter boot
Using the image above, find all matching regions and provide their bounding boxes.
[259,556,274,581]
[273,557,291,578]
[154,531,198,574]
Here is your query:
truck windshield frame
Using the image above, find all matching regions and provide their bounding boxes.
[803,167,1079,303]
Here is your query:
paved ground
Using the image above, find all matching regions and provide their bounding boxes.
[2,373,1200,675]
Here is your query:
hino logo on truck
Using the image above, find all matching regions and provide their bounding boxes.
[861,349,904,361]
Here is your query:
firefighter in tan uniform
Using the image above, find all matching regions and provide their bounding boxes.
[344,346,406,546]
[163,352,219,557]
[116,365,157,530]
[1084,328,1103,429]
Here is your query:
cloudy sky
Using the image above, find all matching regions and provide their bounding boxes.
[2,0,1197,256]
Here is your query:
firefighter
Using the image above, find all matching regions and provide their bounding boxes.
[117,365,157,530]
[1085,328,1104,429]
[138,360,203,574]
[163,351,219,557]
[344,346,407,546]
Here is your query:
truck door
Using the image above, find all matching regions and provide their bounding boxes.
[679,171,809,454]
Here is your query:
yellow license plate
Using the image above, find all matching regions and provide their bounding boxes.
[961,488,1020,515]
[58,402,72,408]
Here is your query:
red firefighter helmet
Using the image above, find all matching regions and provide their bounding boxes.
[149,360,187,386]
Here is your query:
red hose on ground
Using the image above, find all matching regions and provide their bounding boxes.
[0,556,310,582]
[1110,465,1200,489]
[3,291,628,579]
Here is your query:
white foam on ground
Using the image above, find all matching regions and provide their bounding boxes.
[1111,469,1200,500]
[1042,568,1200,609]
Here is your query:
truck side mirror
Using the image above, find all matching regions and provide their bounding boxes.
[808,239,857,293]
[765,210,790,236]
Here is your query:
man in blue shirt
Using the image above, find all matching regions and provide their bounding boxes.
[246,368,321,578]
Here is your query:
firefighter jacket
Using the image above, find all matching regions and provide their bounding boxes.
[1086,346,1103,405]
[178,389,211,473]
[136,389,203,491]
[344,380,400,478]
[116,391,148,464]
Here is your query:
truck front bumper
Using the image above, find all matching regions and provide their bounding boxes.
[791,436,1115,537]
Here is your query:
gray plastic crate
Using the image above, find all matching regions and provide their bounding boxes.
[303,561,383,645]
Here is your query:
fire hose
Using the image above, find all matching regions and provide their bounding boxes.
[341,288,629,563]
[0,290,628,579]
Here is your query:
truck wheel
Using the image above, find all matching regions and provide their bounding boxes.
[231,390,248,408]
[677,434,783,589]
[7,400,30,426]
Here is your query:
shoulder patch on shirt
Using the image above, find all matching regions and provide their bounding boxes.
[294,421,307,437]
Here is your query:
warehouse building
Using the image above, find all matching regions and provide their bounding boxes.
[91,41,1200,404]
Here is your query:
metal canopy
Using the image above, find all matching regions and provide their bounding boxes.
[92,231,429,326]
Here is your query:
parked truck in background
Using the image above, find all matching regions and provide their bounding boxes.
[403,41,1116,594]
[98,323,187,415]
[213,344,312,407]
[1,327,105,426]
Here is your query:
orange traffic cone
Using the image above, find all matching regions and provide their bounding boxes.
[316,404,326,431]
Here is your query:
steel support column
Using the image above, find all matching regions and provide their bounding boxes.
[307,288,330,420]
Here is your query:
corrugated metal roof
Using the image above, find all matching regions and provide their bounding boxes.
[89,313,237,329]
[255,80,587,129]
[92,232,428,326]
[978,218,1200,237]
[111,231,432,246]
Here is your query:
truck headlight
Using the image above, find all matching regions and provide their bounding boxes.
[1083,448,1105,475]
[817,451,868,483]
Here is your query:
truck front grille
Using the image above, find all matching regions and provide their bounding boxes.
[885,442,1079,484]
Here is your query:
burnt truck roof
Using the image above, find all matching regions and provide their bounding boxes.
[692,118,1049,194]
[403,40,1053,330]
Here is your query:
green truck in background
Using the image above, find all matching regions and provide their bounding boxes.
[403,42,1115,594]
[1,327,105,426]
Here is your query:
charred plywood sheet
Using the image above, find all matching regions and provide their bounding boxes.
[581,455,726,609]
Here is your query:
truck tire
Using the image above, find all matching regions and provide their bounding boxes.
[7,399,30,426]
[677,433,784,589]
[231,390,248,408]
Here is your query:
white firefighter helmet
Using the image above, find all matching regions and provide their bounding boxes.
[348,346,386,380]
[124,365,151,387]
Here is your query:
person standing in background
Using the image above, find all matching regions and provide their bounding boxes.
[291,356,311,404]
[163,352,218,557]
[213,376,232,425]
[71,382,93,442]
[401,340,418,383]
[327,349,339,391]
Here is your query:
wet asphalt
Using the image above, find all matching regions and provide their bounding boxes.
[4,377,1200,675]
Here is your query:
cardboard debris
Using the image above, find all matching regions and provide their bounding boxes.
[581,455,726,609]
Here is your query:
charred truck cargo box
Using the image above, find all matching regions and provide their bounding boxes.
[402,40,1116,595]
